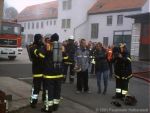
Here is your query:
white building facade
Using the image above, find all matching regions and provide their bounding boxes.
[18,1,58,45]
[88,11,142,49]
[57,0,97,41]
[20,18,58,45]
[18,0,148,58]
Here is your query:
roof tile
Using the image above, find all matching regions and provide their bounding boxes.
[17,1,58,22]
[88,0,147,14]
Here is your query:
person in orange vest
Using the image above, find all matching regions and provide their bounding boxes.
[107,45,113,79]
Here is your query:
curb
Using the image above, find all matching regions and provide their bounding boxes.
[133,74,150,83]
[133,71,150,74]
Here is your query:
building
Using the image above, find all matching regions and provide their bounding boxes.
[127,0,150,60]
[17,1,58,45]
[87,0,147,50]
[18,0,149,60]
[57,0,97,40]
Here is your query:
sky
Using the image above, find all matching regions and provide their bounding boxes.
[4,0,55,13]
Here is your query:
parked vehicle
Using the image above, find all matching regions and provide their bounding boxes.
[0,20,23,60]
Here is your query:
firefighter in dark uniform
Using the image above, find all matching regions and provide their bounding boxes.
[63,36,76,83]
[42,33,63,113]
[113,43,132,99]
[29,34,45,108]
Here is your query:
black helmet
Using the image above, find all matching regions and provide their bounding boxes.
[124,96,137,106]
[33,34,43,45]
[51,33,59,42]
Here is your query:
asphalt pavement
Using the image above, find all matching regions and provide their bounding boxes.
[0,48,150,113]
[0,76,149,113]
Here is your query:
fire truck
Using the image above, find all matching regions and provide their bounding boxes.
[0,20,23,60]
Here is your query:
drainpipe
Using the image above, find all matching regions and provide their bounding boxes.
[0,0,4,27]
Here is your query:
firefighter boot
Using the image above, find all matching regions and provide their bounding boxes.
[41,107,48,113]
[30,99,38,108]
[53,104,59,111]
[41,106,53,113]
[42,92,46,102]
[48,106,53,113]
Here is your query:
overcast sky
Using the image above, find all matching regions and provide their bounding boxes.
[5,0,55,13]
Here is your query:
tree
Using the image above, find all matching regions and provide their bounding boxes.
[4,7,18,19]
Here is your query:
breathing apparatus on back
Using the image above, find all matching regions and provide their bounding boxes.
[50,33,63,68]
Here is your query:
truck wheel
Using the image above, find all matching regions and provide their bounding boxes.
[8,56,16,60]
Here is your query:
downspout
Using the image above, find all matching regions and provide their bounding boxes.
[0,0,4,28]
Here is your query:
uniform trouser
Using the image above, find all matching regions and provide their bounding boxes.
[91,64,95,75]
[44,78,62,111]
[31,77,45,104]
[77,69,89,92]
[108,61,113,79]
[63,63,74,82]
[96,70,109,92]
[116,78,129,98]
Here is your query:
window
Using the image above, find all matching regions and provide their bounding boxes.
[1,25,20,35]
[46,21,49,26]
[36,22,39,29]
[107,16,112,26]
[61,19,71,28]
[28,22,30,29]
[41,21,43,28]
[117,15,123,25]
[0,39,17,46]
[91,23,99,39]
[62,19,65,28]
[68,0,72,9]
[62,0,72,10]
[63,1,67,10]
[50,20,52,26]
[32,22,34,29]
[24,23,26,29]
[54,20,56,25]
[27,34,34,43]
[103,37,108,47]
[66,19,70,28]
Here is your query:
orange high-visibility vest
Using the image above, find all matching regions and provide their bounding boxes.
[107,49,113,61]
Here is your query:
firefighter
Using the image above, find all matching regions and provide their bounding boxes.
[113,43,132,99]
[29,34,45,108]
[42,33,63,113]
[63,36,76,83]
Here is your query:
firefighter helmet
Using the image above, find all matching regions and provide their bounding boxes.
[68,35,74,40]
[124,96,137,106]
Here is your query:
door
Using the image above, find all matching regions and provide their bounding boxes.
[113,31,132,51]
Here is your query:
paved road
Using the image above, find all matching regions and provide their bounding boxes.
[0,48,32,80]
[0,48,96,113]
[0,48,150,113]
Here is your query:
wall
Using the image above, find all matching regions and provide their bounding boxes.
[57,0,97,41]
[19,18,58,44]
[88,10,141,45]
[142,0,150,13]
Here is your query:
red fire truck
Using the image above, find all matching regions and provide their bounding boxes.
[0,20,23,60]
